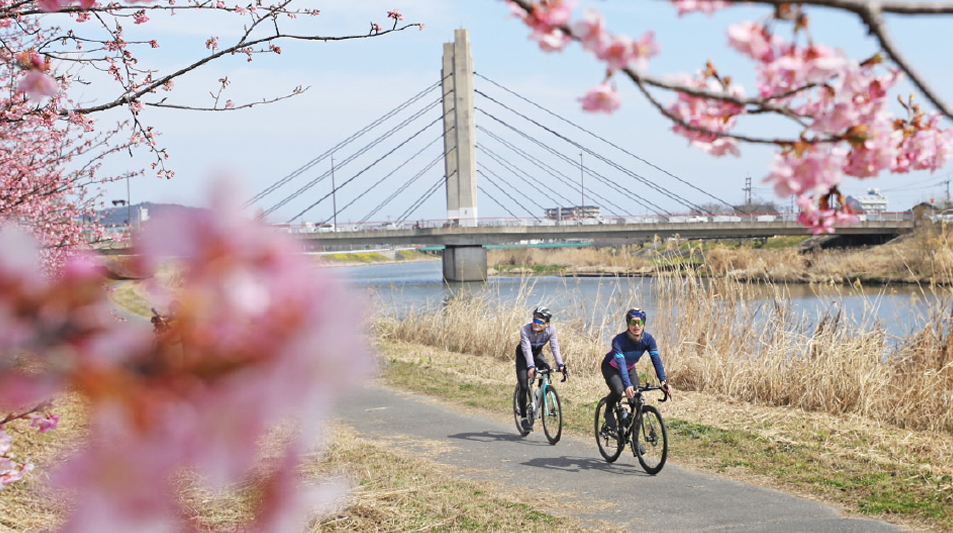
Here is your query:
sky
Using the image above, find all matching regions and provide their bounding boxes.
[86,0,953,226]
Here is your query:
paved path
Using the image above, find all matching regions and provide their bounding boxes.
[333,385,914,533]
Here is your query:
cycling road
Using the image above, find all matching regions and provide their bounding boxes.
[332,384,915,533]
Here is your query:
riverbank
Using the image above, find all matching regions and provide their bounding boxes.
[488,224,953,286]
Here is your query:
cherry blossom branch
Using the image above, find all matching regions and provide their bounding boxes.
[0,401,50,426]
[855,3,953,120]
[630,75,841,145]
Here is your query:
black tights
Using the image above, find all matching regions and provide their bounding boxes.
[601,358,639,425]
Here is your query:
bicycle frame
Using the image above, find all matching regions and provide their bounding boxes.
[526,372,552,421]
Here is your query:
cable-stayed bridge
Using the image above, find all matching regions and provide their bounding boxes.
[247,30,913,281]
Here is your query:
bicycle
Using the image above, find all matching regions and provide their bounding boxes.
[512,367,567,444]
[594,382,670,474]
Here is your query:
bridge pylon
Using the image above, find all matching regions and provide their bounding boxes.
[441,29,485,282]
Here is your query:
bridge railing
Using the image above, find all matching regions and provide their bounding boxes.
[278,211,911,234]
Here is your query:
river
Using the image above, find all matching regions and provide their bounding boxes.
[333,260,950,341]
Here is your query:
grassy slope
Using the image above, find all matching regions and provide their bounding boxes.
[378,339,953,533]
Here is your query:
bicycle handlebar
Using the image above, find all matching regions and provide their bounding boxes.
[532,367,569,382]
[635,383,670,403]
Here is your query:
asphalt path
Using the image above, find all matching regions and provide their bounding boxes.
[333,384,915,533]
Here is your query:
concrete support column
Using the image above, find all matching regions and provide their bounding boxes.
[440,43,459,222]
[442,245,487,282]
[441,29,478,228]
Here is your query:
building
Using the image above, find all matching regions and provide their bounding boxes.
[544,205,600,219]
[847,188,889,214]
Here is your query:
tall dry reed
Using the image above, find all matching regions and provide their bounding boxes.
[380,259,953,432]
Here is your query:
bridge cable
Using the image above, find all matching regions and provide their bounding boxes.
[475,90,708,214]
[478,165,545,212]
[264,98,443,217]
[357,152,445,225]
[268,98,444,217]
[477,128,626,217]
[478,125,585,201]
[322,134,443,225]
[475,72,735,211]
[245,78,445,209]
[476,109,666,215]
[397,174,446,224]
[288,110,446,223]
[476,92,701,214]
[475,144,567,207]
[477,185,521,220]
[477,169,541,221]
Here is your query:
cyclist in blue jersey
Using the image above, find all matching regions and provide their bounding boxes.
[516,306,567,432]
[600,307,673,433]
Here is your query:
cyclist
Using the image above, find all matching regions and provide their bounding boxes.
[516,305,567,432]
[600,307,672,434]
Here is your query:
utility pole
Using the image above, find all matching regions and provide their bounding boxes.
[580,152,585,218]
[331,154,338,232]
[743,175,752,212]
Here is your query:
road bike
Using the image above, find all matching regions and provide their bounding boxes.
[594,382,670,474]
[512,367,567,444]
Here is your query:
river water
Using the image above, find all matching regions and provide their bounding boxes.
[333,259,950,340]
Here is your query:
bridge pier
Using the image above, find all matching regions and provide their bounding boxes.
[442,245,487,282]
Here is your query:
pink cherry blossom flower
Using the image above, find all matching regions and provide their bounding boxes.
[37,0,65,12]
[579,83,621,113]
[206,36,220,51]
[29,413,60,433]
[632,31,660,71]
[727,22,777,62]
[764,145,846,198]
[598,34,636,71]
[671,0,730,16]
[17,70,58,100]
[571,8,608,54]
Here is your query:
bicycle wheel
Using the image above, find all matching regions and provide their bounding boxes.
[594,398,624,462]
[541,385,562,445]
[512,384,530,437]
[635,404,668,475]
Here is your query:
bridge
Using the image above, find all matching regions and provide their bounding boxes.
[292,213,912,280]
[246,30,913,282]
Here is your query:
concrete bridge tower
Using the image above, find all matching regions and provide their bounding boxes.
[441,29,486,282]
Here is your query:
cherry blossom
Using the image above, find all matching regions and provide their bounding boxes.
[506,0,953,232]
[579,83,621,113]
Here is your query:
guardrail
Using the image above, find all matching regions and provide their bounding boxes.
[278,211,912,234]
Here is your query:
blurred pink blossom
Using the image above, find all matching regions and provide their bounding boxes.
[579,83,621,113]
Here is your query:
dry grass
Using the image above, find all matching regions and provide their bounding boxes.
[2,399,616,533]
[381,267,953,433]
[378,339,953,533]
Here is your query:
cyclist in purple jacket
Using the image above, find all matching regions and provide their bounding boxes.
[515,306,567,432]
[601,307,672,433]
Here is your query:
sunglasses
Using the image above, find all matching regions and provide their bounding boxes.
[628,319,645,326]
[532,318,547,326]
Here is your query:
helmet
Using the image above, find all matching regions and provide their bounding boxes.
[532,306,553,322]
[625,307,647,324]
